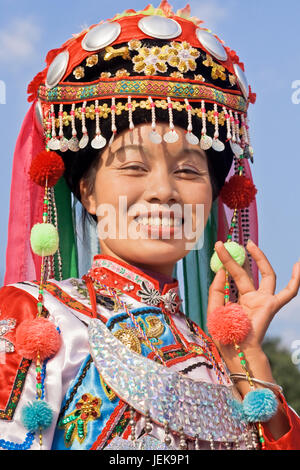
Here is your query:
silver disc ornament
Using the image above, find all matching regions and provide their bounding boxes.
[138,16,182,40]
[48,138,60,151]
[91,134,107,149]
[46,51,69,89]
[212,138,225,152]
[200,134,212,150]
[163,130,179,143]
[79,134,89,149]
[185,132,199,145]
[196,29,227,62]
[230,140,243,156]
[68,136,80,152]
[233,64,249,101]
[149,130,162,144]
[81,22,121,51]
[59,137,69,152]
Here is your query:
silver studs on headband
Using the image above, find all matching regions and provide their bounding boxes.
[91,100,107,149]
[138,16,182,40]
[196,29,227,62]
[163,97,179,143]
[81,22,121,52]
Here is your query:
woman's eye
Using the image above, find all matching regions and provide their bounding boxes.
[175,168,200,175]
[123,165,146,171]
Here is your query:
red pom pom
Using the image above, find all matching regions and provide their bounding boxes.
[207,302,251,345]
[15,318,61,361]
[220,175,257,209]
[29,150,65,187]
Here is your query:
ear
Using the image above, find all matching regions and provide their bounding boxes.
[79,178,97,215]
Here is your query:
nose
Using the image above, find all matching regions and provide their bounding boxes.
[143,165,180,206]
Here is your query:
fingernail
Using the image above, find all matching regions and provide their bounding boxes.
[247,239,254,245]
[215,241,223,249]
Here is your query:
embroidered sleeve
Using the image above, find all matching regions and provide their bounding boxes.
[261,393,300,450]
[0,285,38,421]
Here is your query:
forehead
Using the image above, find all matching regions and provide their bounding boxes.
[105,122,207,163]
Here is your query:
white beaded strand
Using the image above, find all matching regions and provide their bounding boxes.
[127,96,134,130]
[79,101,89,149]
[234,112,241,144]
[199,100,212,150]
[109,97,117,147]
[68,103,80,152]
[223,106,232,141]
[212,103,225,151]
[148,97,162,143]
[58,104,69,152]
[184,98,199,145]
[163,97,179,143]
[91,99,107,149]
[229,109,236,142]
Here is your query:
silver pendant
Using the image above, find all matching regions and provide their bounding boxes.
[48,137,60,151]
[230,141,243,156]
[79,134,89,149]
[185,132,199,145]
[163,130,179,144]
[200,134,212,150]
[149,130,162,144]
[244,144,254,163]
[212,138,225,152]
[68,136,80,152]
[59,136,69,152]
[91,134,107,149]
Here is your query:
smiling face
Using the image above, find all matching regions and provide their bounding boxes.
[80,122,213,276]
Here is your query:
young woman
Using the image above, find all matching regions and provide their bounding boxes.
[0,2,299,450]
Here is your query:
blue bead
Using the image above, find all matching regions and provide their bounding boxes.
[243,388,278,422]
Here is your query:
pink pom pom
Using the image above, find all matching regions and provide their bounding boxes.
[15,318,61,361]
[207,302,251,345]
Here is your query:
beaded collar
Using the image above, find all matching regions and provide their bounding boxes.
[87,254,183,315]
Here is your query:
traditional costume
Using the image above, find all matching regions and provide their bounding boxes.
[0,1,299,450]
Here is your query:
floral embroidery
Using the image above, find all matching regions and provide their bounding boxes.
[73,66,85,80]
[128,39,142,51]
[202,54,226,81]
[113,316,165,354]
[115,68,130,77]
[0,318,16,354]
[58,393,101,447]
[229,74,237,86]
[194,74,205,82]
[166,41,200,73]
[136,281,181,314]
[100,71,112,78]
[132,45,169,75]
[0,359,31,420]
[86,54,99,67]
[170,71,184,78]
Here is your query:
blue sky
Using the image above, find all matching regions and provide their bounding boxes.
[0,0,299,353]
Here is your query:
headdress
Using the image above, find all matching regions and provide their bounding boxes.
[4,1,275,451]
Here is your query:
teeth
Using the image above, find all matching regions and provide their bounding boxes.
[135,216,182,227]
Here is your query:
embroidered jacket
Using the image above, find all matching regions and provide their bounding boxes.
[0,254,299,450]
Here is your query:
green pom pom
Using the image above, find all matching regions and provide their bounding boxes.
[30,223,59,256]
[210,241,246,273]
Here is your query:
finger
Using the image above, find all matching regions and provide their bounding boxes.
[274,261,300,312]
[214,241,255,295]
[246,240,276,294]
[207,268,226,316]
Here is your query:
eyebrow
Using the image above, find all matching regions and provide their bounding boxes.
[114,144,206,161]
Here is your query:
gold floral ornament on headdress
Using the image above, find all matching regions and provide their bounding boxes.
[166,41,200,73]
[132,45,169,75]
[203,54,227,81]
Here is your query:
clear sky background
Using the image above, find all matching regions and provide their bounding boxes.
[0,0,299,355]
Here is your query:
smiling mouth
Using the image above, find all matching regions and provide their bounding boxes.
[133,215,184,227]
